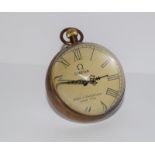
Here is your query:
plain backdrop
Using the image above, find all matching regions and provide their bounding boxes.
[0,13,155,141]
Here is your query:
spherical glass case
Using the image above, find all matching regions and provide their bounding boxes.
[46,28,125,122]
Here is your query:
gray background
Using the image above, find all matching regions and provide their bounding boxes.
[0,13,155,141]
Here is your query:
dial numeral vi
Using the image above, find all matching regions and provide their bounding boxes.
[85,106,91,113]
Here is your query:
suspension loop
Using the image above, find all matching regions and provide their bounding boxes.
[60,27,84,45]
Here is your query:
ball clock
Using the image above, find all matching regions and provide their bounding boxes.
[46,27,125,122]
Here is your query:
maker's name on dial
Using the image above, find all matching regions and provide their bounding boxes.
[73,92,102,102]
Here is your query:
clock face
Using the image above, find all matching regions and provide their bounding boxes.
[49,43,125,117]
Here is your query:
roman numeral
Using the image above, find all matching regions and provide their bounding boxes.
[74,48,82,61]
[54,75,63,81]
[106,88,118,98]
[56,57,70,68]
[90,47,95,61]
[101,58,111,68]
[85,106,91,113]
[100,101,107,112]
[108,74,119,81]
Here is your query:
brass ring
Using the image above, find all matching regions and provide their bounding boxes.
[60,27,84,45]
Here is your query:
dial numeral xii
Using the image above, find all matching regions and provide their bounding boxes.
[74,48,82,61]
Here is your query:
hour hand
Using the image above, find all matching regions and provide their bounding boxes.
[56,79,88,87]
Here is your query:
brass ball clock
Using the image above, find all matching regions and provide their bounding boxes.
[46,27,125,122]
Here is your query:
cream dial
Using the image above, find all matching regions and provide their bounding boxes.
[50,43,125,116]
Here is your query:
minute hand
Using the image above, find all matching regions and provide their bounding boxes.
[56,75,108,87]
[88,75,108,85]
[94,75,109,80]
